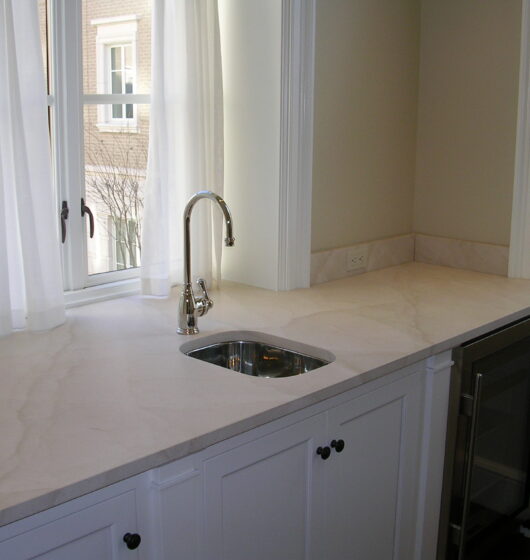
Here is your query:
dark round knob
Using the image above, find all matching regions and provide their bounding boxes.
[331,439,345,453]
[123,533,141,550]
[316,446,331,460]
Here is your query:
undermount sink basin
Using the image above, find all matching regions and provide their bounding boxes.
[181,331,334,378]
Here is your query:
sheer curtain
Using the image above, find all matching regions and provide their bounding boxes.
[141,0,224,296]
[0,0,64,336]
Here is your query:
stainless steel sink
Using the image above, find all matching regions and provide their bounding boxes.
[182,333,333,378]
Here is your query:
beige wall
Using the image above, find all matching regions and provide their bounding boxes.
[413,0,521,246]
[311,0,421,253]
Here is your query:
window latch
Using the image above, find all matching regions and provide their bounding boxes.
[60,201,69,243]
[81,198,95,238]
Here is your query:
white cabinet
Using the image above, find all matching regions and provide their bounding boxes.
[153,458,202,560]
[154,364,430,560]
[323,372,422,560]
[0,491,140,560]
[0,475,153,560]
[202,412,327,560]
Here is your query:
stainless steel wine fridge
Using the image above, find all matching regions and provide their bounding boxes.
[438,316,530,560]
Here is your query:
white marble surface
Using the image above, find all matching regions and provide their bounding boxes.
[2,262,530,526]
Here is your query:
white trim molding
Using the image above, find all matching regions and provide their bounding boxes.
[50,0,86,292]
[509,0,530,278]
[278,0,316,290]
[64,278,140,308]
[90,14,140,26]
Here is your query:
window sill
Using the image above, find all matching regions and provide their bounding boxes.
[95,122,140,134]
[64,278,141,309]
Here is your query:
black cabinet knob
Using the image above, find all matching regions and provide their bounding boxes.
[316,446,331,460]
[123,533,142,550]
[331,439,345,453]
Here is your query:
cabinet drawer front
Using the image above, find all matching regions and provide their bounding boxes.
[203,414,327,560]
[0,491,139,560]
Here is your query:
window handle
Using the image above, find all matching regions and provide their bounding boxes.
[60,201,69,243]
[81,198,94,238]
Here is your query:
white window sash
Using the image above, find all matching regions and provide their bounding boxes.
[47,0,149,296]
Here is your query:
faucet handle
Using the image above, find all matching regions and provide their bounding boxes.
[196,278,213,316]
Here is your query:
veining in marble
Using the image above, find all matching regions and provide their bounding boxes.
[1,263,530,526]
[414,233,509,276]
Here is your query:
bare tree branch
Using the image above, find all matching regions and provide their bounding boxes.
[85,127,146,269]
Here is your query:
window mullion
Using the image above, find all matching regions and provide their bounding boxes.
[121,45,126,116]
[50,0,87,291]
[83,93,150,104]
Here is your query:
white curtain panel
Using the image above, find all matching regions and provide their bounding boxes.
[0,0,64,336]
[141,0,224,296]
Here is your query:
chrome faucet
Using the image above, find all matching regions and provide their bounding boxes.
[177,190,235,335]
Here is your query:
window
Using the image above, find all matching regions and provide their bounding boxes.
[91,16,140,132]
[39,0,151,297]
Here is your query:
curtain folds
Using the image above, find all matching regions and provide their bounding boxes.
[141,0,224,296]
[0,0,64,337]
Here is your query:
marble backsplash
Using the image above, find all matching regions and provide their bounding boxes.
[414,234,509,276]
[311,233,509,285]
[311,234,415,285]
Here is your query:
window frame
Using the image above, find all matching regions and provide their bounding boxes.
[43,0,316,305]
[45,0,150,301]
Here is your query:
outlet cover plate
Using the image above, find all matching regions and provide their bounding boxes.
[346,245,368,272]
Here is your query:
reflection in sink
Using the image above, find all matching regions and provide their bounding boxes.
[183,338,332,378]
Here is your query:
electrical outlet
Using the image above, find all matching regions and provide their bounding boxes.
[346,246,368,272]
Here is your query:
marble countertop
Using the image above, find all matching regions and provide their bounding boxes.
[2,262,530,527]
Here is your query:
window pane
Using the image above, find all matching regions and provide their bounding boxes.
[124,45,133,70]
[111,70,123,94]
[82,0,152,95]
[110,46,121,71]
[84,104,149,276]
[112,103,123,119]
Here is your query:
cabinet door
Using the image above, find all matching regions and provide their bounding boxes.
[0,491,141,560]
[325,372,423,560]
[202,413,327,560]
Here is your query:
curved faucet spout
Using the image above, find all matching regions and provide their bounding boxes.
[179,190,235,335]
[183,190,235,286]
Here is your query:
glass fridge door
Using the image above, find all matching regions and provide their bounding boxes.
[455,337,530,559]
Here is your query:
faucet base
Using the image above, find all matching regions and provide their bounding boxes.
[177,326,200,335]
